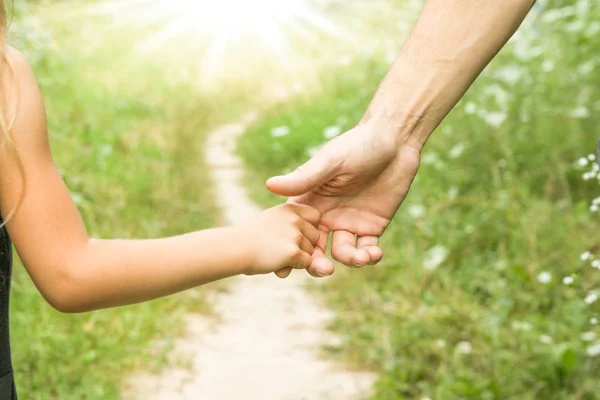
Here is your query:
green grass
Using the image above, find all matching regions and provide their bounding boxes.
[6,4,253,399]
[6,0,402,396]
[238,3,600,399]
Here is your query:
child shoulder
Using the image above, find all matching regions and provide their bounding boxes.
[4,45,40,89]
[2,45,45,128]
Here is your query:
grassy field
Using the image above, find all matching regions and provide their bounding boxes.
[6,0,396,397]
[7,3,243,399]
[238,2,600,399]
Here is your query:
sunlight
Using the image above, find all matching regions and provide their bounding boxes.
[76,0,349,83]
[117,0,341,64]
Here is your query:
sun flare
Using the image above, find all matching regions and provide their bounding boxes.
[84,0,346,77]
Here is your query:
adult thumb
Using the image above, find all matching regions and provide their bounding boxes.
[266,150,341,197]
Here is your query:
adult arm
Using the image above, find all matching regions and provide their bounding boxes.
[268,0,536,277]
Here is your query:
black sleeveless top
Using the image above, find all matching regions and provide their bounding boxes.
[0,218,17,399]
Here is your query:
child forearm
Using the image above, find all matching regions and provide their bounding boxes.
[48,227,249,313]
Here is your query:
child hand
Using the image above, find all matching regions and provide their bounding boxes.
[236,204,321,276]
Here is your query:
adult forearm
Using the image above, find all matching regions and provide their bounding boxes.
[50,228,248,312]
[362,0,535,149]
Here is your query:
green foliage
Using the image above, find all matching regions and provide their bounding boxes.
[7,6,228,399]
[239,3,600,399]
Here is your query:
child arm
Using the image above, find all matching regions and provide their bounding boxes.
[0,47,320,313]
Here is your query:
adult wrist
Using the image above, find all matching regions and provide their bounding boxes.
[360,107,430,153]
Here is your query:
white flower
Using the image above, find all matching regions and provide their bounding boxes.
[578,60,596,75]
[588,153,597,161]
[563,276,574,285]
[540,335,553,344]
[71,193,84,205]
[423,245,449,271]
[585,291,599,305]
[435,339,446,348]
[587,342,600,357]
[408,204,426,219]
[323,126,341,139]
[483,84,510,111]
[593,197,600,206]
[542,7,576,23]
[541,60,555,72]
[307,146,321,158]
[566,20,585,33]
[591,317,598,325]
[581,251,592,261]
[449,144,465,158]
[569,106,590,119]
[479,110,506,128]
[99,144,113,156]
[578,157,590,167]
[581,331,596,341]
[456,341,472,354]
[512,320,533,332]
[592,204,599,212]
[586,21,600,36]
[421,152,439,165]
[592,260,600,270]
[495,260,507,270]
[494,65,523,84]
[271,126,290,137]
[420,397,432,400]
[464,102,477,114]
[448,186,459,200]
[537,271,552,284]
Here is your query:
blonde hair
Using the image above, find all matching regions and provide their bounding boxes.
[0,0,24,228]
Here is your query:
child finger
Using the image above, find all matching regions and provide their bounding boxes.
[299,237,314,255]
[274,267,293,279]
[292,249,312,270]
[300,221,320,245]
[306,247,334,277]
[292,204,321,226]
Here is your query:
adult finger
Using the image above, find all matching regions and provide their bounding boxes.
[266,148,342,197]
[356,235,383,265]
[331,230,370,268]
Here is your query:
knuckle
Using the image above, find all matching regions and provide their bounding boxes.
[291,214,302,225]
[289,246,303,260]
[293,231,303,243]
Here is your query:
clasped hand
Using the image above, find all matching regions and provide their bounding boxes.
[247,123,423,278]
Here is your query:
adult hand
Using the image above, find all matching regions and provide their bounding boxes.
[266,123,421,278]
[265,0,533,279]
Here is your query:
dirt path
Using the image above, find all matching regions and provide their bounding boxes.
[125,113,375,400]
